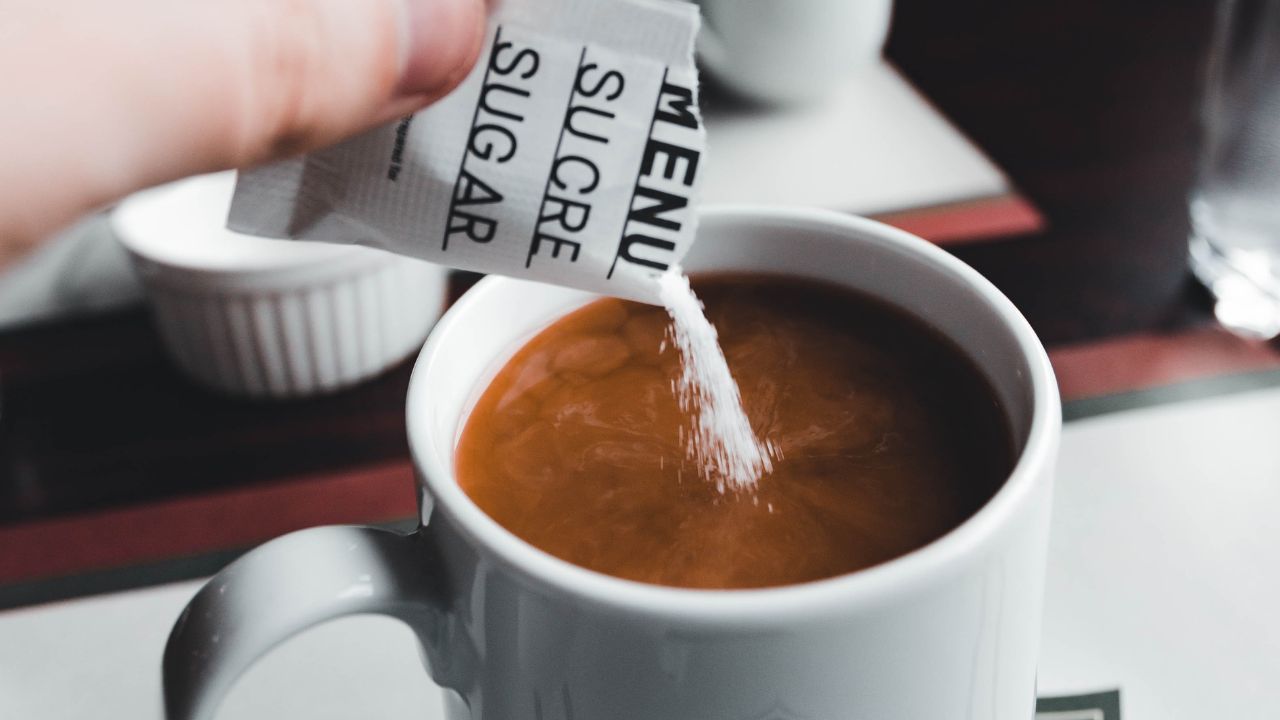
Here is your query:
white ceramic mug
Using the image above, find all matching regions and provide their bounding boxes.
[695,0,894,104]
[164,208,1060,720]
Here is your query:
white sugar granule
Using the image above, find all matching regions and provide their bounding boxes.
[658,269,775,493]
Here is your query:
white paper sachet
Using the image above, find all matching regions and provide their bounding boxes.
[228,0,705,304]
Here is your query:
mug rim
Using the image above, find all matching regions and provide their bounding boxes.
[406,206,1060,624]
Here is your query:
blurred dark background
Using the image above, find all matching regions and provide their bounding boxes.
[892,0,1214,342]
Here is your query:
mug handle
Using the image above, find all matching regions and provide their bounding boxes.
[163,525,447,720]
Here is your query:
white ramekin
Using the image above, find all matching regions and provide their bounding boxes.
[110,172,447,398]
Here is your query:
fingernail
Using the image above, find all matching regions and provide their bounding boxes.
[397,0,485,98]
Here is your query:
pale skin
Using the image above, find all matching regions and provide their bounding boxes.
[0,0,487,269]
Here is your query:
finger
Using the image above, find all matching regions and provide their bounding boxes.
[0,0,486,246]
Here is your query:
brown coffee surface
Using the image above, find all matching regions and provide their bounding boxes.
[455,275,1012,589]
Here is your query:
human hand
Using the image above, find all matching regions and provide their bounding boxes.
[0,0,485,265]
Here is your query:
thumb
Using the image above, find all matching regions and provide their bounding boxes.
[0,0,486,246]
[219,0,488,164]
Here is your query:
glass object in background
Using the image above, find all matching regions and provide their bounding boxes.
[1191,0,1280,339]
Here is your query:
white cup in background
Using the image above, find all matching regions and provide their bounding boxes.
[111,172,448,398]
[694,0,894,104]
[163,208,1060,720]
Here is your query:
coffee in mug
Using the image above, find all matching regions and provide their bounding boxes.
[456,274,1012,589]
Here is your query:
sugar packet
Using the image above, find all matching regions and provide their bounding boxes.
[228,0,705,304]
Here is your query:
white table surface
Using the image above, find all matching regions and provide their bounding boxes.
[701,61,1008,212]
[3,387,1278,719]
[1037,386,1280,719]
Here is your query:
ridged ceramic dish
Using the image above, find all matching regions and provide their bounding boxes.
[111,172,447,398]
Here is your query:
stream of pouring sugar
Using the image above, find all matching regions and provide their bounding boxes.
[658,269,776,493]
